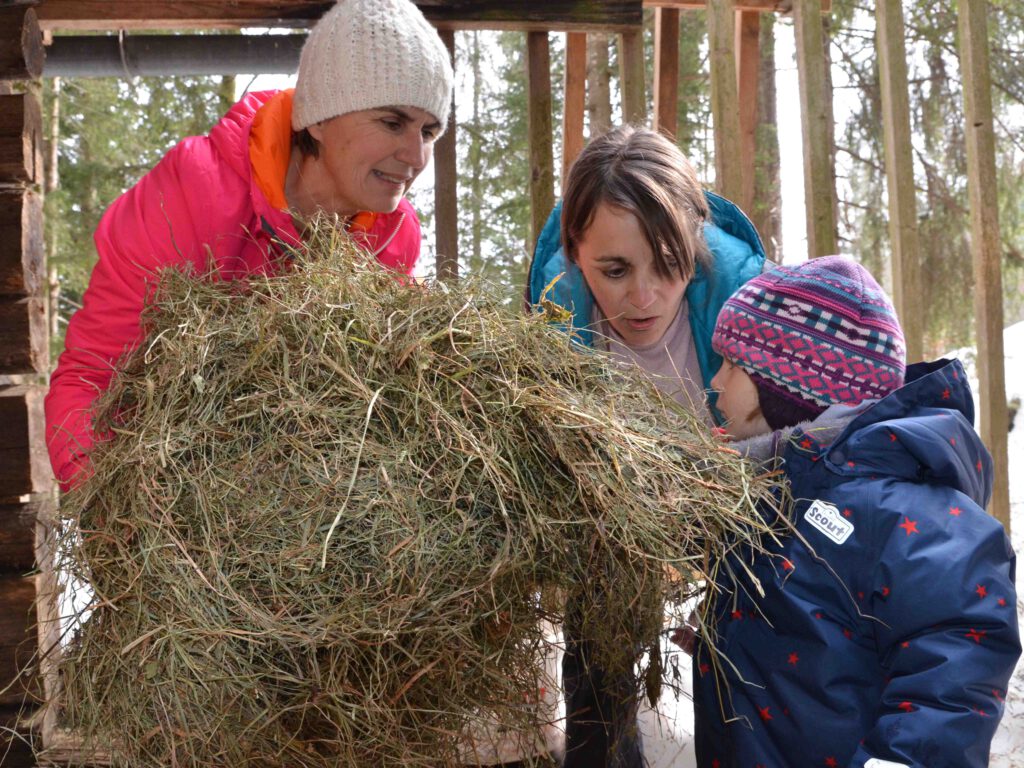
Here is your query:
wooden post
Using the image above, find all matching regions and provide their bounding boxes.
[957,0,1009,530]
[792,0,837,257]
[618,28,646,126]
[0,6,44,81]
[707,0,743,204]
[434,29,458,282]
[526,31,555,256]
[653,8,679,138]
[562,32,587,187]
[735,10,760,215]
[875,1,923,363]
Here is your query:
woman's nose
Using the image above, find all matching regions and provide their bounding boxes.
[396,131,430,170]
[630,280,656,310]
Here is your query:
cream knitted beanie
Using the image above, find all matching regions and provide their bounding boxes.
[291,0,453,131]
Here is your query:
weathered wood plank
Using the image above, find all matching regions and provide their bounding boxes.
[526,31,554,255]
[561,32,587,186]
[0,574,44,708]
[434,29,458,282]
[0,298,47,376]
[653,8,680,138]
[0,386,52,499]
[736,10,760,215]
[708,0,743,203]
[0,496,54,572]
[618,28,646,126]
[957,0,1009,530]
[646,0,831,10]
[0,6,44,80]
[0,187,44,298]
[0,93,42,185]
[792,0,837,257]
[876,0,922,363]
[36,1,643,32]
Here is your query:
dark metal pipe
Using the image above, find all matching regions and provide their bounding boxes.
[43,34,306,77]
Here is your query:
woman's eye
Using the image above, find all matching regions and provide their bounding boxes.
[422,127,438,141]
[382,120,402,131]
[602,266,627,279]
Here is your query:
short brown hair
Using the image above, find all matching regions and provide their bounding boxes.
[561,126,710,283]
[292,127,320,159]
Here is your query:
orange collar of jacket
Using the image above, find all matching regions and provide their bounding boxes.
[248,89,377,233]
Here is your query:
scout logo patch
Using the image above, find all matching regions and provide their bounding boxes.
[804,500,853,545]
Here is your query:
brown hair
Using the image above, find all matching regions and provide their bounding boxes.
[292,127,320,159]
[561,126,710,283]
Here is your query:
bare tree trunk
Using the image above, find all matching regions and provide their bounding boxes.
[586,32,612,137]
[753,15,781,262]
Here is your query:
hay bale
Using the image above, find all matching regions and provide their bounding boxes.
[56,226,778,767]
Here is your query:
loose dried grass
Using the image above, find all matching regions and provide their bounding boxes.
[55,224,779,767]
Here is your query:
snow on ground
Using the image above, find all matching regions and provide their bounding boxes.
[639,323,1024,768]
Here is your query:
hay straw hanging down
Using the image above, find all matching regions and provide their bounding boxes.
[55,223,780,767]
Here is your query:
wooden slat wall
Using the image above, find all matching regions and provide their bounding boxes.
[434,29,458,282]
[957,0,1009,530]
[618,29,646,126]
[653,8,680,138]
[1,4,52,766]
[526,31,554,256]
[36,0,643,32]
[707,0,743,204]
[735,10,760,216]
[561,32,587,185]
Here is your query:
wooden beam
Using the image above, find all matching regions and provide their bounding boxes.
[645,0,831,10]
[957,0,1009,530]
[0,298,46,375]
[792,0,836,257]
[618,28,646,126]
[0,386,52,498]
[562,32,587,186]
[0,6,44,80]
[653,8,680,138]
[736,10,760,215]
[0,497,54,572]
[36,1,643,32]
[526,31,555,256]
[875,0,922,363]
[0,187,44,299]
[0,574,43,707]
[0,93,42,186]
[707,0,743,203]
[434,29,458,282]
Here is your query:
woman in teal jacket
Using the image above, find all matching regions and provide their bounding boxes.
[525,126,765,767]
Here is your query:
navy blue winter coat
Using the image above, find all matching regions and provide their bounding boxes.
[694,359,1021,768]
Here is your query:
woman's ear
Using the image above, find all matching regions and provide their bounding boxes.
[307,122,324,144]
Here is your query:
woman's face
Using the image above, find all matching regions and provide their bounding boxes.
[710,358,770,440]
[574,202,688,348]
[306,106,442,216]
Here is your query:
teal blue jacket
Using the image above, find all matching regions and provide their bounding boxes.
[527,191,766,418]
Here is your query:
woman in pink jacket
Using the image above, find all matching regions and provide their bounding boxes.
[45,0,453,489]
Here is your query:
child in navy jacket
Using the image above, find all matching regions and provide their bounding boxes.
[698,255,1020,768]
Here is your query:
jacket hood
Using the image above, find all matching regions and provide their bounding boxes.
[207,90,278,183]
[812,358,992,508]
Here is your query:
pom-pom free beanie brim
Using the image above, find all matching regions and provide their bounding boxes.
[712,255,906,429]
[292,0,453,131]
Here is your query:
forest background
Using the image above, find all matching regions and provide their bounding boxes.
[43,0,1024,361]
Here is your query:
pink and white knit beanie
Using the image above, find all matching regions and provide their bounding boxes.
[291,0,453,131]
[712,255,907,430]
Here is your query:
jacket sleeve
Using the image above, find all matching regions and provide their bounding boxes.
[850,485,1020,768]
[44,139,226,490]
